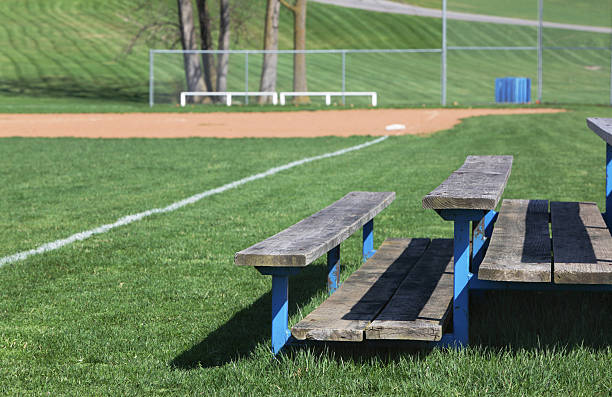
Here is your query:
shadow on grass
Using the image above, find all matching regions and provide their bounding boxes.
[170,263,330,369]
[286,290,612,363]
[0,77,147,103]
[470,290,612,351]
[172,273,611,368]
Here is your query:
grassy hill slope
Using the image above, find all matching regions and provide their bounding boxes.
[0,0,609,111]
[393,0,611,27]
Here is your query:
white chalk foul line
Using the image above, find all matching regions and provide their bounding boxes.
[0,135,388,267]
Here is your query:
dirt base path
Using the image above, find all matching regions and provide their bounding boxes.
[0,108,564,138]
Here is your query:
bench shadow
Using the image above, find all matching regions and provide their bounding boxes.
[170,264,329,369]
[470,290,612,351]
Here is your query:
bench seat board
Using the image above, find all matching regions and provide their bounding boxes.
[478,199,552,282]
[422,155,513,210]
[587,118,612,145]
[235,191,395,267]
[365,239,454,341]
[290,238,430,341]
[551,201,612,284]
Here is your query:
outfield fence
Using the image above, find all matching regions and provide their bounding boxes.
[149,0,612,107]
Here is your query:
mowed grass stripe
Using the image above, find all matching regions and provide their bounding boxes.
[0,136,387,265]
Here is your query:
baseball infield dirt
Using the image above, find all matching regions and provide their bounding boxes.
[0,108,564,138]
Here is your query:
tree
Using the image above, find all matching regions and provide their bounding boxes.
[177,0,206,102]
[195,0,217,95]
[195,0,230,101]
[280,0,309,104]
[258,0,280,104]
[216,0,231,93]
[123,0,257,104]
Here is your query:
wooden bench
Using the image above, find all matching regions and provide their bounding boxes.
[422,155,514,345]
[475,119,612,285]
[235,156,517,352]
[236,119,612,353]
[235,191,395,353]
[421,120,612,346]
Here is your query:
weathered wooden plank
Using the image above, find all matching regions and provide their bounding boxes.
[551,201,612,284]
[291,238,430,341]
[365,239,453,341]
[478,199,551,282]
[422,155,513,210]
[587,117,612,145]
[235,191,395,267]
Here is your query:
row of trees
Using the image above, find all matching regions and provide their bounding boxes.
[176,0,309,104]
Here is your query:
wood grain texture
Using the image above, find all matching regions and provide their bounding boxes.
[365,239,453,341]
[478,199,551,282]
[586,117,612,145]
[291,238,430,341]
[551,201,612,284]
[422,155,513,210]
[234,191,395,267]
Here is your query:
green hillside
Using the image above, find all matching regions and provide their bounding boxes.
[393,0,611,27]
[0,0,609,111]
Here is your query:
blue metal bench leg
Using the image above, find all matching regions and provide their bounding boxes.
[453,218,472,346]
[271,274,291,355]
[362,219,375,262]
[256,266,302,355]
[327,245,340,295]
[434,209,485,347]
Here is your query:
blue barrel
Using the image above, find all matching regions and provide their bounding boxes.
[495,77,531,103]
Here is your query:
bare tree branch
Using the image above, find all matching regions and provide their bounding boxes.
[279,0,297,12]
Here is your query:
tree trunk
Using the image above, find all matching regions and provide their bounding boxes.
[216,0,230,93]
[258,0,280,104]
[177,0,206,103]
[281,0,309,104]
[292,0,308,103]
[195,0,217,99]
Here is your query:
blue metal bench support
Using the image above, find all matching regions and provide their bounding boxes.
[327,245,340,295]
[436,209,486,346]
[452,217,471,345]
[472,210,498,272]
[606,143,612,230]
[256,267,301,355]
[363,219,375,261]
[271,274,290,355]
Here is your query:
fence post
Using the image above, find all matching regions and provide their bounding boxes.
[441,0,447,106]
[149,50,154,107]
[537,0,543,102]
[245,52,249,105]
[342,50,346,105]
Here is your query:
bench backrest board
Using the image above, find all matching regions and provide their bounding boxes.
[422,155,513,210]
[587,118,612,145]
[235,191,395,267]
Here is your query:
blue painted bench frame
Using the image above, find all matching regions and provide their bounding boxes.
[255,220,376,354]
[436,146,612,347]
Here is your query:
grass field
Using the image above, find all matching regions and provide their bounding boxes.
[1,0,610,111]
[397,0,611,27]
[1,106,611,394]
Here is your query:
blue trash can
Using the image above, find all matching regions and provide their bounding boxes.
[495,77,531,103]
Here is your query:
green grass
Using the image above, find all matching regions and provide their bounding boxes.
[394,0,611,27]
[1,107,611,394]
[1,0,610,111]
